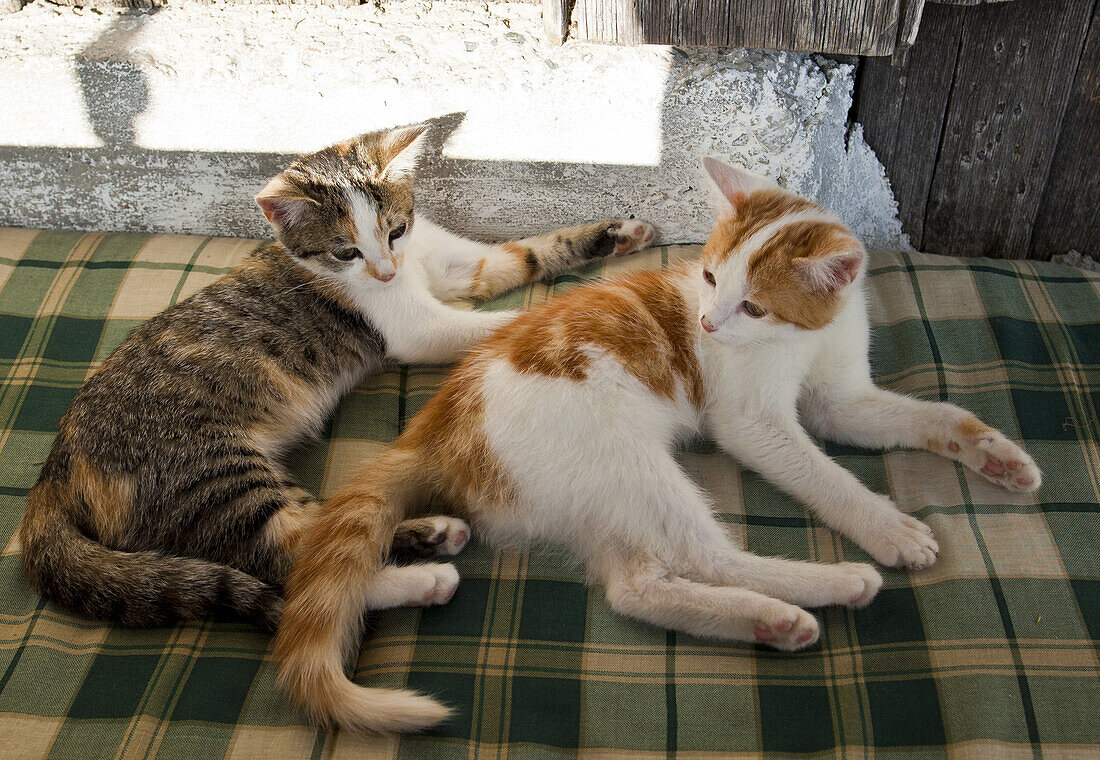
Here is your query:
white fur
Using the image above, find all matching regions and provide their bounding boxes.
[348,192,395,280]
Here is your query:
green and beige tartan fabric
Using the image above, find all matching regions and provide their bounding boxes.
[0,228,1098,759]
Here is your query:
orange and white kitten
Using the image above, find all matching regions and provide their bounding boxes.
[272,158,1042,733]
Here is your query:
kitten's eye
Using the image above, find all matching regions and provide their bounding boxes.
[742,300,766,318]
[333,248,359,262]
[388,223,408,245]
[703,269,716,287]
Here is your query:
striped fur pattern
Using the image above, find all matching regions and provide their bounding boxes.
[19,125,657,633]
[274,158,1042,733]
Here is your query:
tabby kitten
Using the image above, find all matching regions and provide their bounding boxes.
[273,157,1041,733]
[19,125,656,632]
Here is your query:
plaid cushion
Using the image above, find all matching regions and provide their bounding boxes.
[0,228,1097,759]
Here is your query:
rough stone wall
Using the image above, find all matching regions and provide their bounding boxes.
[0,1,907,247]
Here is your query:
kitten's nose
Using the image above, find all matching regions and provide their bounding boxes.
[377,270,395,282]
[701,316,717,333]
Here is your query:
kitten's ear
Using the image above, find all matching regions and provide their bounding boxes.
[702,157,776,216]
[255,175,317,232]
[794,248,865,292]
[379,124,429,181]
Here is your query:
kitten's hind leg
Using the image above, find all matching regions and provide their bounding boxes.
[689,549,883,609]
[614,458,881,608]
[412,217,655,302]
[390,516,471,561]
[600,558,819,651]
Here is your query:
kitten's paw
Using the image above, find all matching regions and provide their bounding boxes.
[863,513,938,570]
[399,517,471,558]
[948,428,1041,492]
[608,220,657,256]
[427,517,471,555]
[404,563,460,607]
[834,562,883,608]
[753,605,819,651]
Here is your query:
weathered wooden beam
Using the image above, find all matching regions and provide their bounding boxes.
[571,0,902,56]
[1030,0,1100,259]
[542,0,573,45]
[890,0,927,65]
[922,0,1094,258]
[856,2,965,250]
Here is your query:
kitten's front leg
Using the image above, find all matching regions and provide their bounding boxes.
[803,384,1041,492]
[385,304,515,364]
[412,217,656,302]
[711,414,939,569]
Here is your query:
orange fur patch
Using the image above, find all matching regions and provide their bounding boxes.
[502,241,535,269]
[746,220,857,330]
[701,190,817,267]
[482,269,704,408]
[71,455,134,545]
[400,362,515,509]
[468,244,538,301]
[957,416,992,440]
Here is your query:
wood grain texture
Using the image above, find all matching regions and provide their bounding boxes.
[930,0,1018,5]
[542,0,572,44]
[571,0,902,55]
[45,0,359,6]
[923,0,1095,259]
[857,3,966,250]
[1030,0,1100,259]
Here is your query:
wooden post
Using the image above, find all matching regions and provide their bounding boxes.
[542,0,572,46]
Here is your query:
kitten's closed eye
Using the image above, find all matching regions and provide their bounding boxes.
[703,269,716,286]
[333,248,359,262]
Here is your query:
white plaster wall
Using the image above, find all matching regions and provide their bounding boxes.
[0,1,908,247]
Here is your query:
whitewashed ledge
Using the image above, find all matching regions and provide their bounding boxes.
[0,1,907,248]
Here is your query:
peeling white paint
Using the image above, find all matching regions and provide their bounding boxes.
[0,1,908,248]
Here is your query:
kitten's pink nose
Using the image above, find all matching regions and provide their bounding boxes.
[377,271,395,282]
[701,316,717,333]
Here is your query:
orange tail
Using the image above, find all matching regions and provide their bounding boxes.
[272,447,451,733]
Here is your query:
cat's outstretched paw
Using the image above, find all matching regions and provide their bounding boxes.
[946,426,1041,492]
[403,563,461,607]
[835,562,883,608]
[608,220,657,256]
[393,516,471,560]
[753,606,820,651]
[863,512,938,570]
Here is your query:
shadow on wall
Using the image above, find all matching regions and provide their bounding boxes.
[0,10,894,246]
[0,11,700,240]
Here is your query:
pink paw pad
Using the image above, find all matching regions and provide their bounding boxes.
[797,629,814,644]
[754,624,774,641]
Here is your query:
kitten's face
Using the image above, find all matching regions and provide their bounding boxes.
[255,126,427,286]
[696,158,864,344]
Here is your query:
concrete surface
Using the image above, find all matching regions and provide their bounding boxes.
[0,1,908,247]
